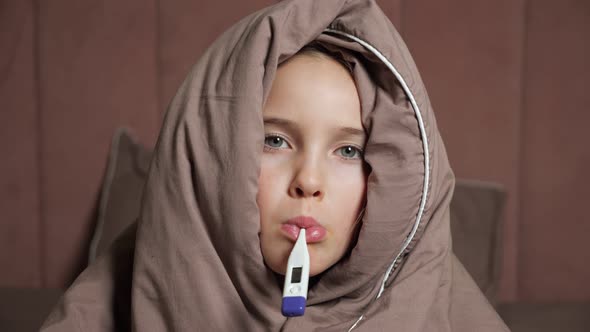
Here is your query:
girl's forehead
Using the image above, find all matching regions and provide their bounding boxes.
[263,55,363,131]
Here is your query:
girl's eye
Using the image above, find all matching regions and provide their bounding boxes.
[264,135,289,149]
[338,146,363,159]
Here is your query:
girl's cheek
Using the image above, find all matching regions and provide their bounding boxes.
[259,156,289,202]
[328,160,366,184]
[327,162,367,211]
[261,150,291,167]
[260,154,288,181]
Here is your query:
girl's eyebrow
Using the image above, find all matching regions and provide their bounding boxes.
[263,117,297,131]
[263,117,366,139]
[339,126,366,139]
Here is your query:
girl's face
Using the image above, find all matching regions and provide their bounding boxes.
[258,54,368,277]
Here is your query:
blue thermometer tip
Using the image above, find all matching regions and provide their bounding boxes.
[281,296,306,317]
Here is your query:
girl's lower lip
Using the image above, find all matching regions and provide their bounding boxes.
[280,224,326,243]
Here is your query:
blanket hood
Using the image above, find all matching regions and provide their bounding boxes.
[42,1,509,331]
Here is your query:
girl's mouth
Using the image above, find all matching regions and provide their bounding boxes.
[281,216,327,243]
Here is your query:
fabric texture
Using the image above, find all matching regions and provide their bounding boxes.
[86,130,507,305]
[450,179,505,305]
[87,128,153,263]
[41,0,509,331]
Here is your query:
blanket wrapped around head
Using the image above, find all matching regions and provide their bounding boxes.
[42,0,508,331]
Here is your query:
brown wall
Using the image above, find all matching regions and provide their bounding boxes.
[401,0,526,301]
[518,0,590,301]
[1,0,588,302]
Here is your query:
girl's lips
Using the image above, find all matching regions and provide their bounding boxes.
[280,216,327,243]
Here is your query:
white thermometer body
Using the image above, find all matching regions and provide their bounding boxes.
[281,228,310,317]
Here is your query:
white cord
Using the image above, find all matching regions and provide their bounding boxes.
[323,29,431,331]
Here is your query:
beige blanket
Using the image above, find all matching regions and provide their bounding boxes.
[42,0,509,330]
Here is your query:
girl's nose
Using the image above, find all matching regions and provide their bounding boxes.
[293,185,322,198]
[289,159,324,199]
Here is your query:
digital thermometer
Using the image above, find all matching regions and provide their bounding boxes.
[281,228,310,317]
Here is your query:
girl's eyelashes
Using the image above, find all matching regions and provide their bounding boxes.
[264,133,364,160]
[264,134,290,150]
[337,145,364,160]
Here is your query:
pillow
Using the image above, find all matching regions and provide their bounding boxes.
[450,179,506,306]
[88,128,152,263]
[89,130,506,306]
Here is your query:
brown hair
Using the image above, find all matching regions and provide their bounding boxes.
[295,41,354,74]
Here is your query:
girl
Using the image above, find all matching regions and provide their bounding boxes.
[258,41,368,280]
[42,0,508,331]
